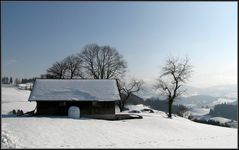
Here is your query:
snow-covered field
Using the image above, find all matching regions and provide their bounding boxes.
[1,86,238,148]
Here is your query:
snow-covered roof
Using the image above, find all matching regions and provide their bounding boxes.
[28,79,121,101]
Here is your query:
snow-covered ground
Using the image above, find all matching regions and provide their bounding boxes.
[1,86,238,148]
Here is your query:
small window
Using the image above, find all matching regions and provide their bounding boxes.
[92,102,102,107]
[59,102,66,107]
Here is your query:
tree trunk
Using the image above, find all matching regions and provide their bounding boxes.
[70,73,73,79]
[119,104,123,112]
[168,99,173,118]
[117,100,124,112]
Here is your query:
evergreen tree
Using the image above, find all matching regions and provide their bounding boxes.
[9,77,13,84]
[6,77,9,84]
[14,78,21,85]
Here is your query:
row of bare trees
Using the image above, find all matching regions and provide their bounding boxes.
[46,43,193,118]
[46,44,127,80]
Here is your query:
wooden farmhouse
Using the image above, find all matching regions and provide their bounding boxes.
[28,79,121,118]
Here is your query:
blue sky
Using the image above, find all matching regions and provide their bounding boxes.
[2,2,237,88]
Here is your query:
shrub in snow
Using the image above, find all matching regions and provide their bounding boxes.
[12,109,16,114]
[141,108,154,113]
[2,137,7,143]
[9,109,24,116]
[8,109,16,115]
[16,110,24,116]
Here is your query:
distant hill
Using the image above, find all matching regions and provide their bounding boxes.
[209,103,237,121]
[230,101,238,105]
[135,84,237,100]
[121,93,144,105]
[174,95,217,108]
[185,84,237,98]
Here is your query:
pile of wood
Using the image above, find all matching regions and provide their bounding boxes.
[9,107,36,117]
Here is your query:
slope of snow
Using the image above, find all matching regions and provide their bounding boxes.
[1,87,238,148]
[1,86,36,114]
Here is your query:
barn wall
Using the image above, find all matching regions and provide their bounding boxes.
[91,101,115,115]
[36,101,115,116]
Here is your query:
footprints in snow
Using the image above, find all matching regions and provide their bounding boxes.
[60,144,70,147]
[97,143,117,147]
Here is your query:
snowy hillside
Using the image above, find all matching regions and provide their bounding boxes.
[1,85,36,114]
[1,86,238,148]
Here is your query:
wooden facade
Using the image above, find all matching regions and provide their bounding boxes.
[36,101,116,116]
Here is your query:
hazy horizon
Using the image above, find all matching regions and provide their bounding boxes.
[2,2,237,88]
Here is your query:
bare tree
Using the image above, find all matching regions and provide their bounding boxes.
[155,56,193,118]
[14,78,21,85]
[117,79,144,112]
[79,44,127,79]
[47,60,68,79]
[64,55,84,79]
